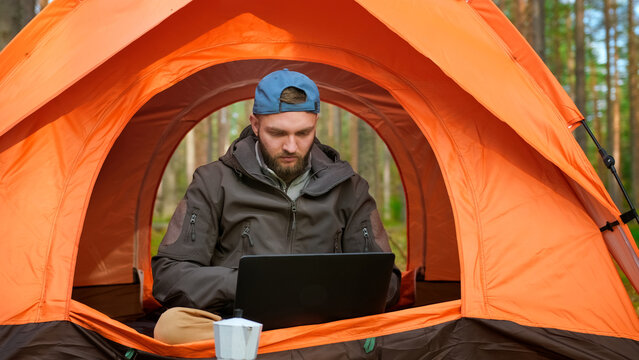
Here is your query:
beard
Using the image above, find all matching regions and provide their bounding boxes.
[259,141,310,184]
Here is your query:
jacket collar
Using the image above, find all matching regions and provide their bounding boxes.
[220,126,354,196]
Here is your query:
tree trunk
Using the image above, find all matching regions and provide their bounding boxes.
[601,0,622,205]
[382,149,391,221]
[604,0,615,195]
[336,107,343,151]
[317,103,328,142]
[328,104,337,147]
[510,0,522,30]
[356,122,376,199]
[590,59,605,179]
[38,0,48,12]
[550,0,562,80]
[530,0,545,61]
[610,1,622,205]
[194,119,208,167]
[0,0,36,49]
[565,11,575,98]
[630,0,639,206]
[242,100,252,134]
[206,114,214,163]
[217,107,230,157]
[349,114,359,172]
[517,0,530,41]
[372,130,380,203]
[573,0,588,150]
[185,130,196,184]
[159,160,178,218]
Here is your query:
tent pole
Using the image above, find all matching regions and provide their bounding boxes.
[578,120,639,231]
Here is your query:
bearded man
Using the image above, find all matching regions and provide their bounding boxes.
[151,69,401,344]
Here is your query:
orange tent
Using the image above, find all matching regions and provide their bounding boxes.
[1,0,638,358]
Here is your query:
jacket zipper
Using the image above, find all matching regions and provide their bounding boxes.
[241,223,254,247]
[289,202,297,252]
[271,186,298,253]
[362,227,370,252]
[291,203,297,232]
[189,213,197,241]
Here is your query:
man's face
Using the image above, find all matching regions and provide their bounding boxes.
[249,111,318,183]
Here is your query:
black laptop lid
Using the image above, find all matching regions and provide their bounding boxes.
[234,252,395,330]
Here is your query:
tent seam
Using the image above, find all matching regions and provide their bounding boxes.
[0,3,88,140]
[0,2,192,139]
[466,2,577,130]
[423,108,488,317]
[465,3,619,217]
[38,124,91,322]
[353,0,617,228]
[0,2,84,90]
[351,0,485,317]
[353,0,617,222]
[314,83,423,270]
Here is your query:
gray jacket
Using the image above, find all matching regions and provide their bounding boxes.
[152,127,400,315]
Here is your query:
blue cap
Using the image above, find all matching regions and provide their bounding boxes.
[253,69,320,114]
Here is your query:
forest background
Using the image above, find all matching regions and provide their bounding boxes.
[2,0,639,310]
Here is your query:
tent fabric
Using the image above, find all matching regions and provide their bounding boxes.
[4,311,639,359]
[1,0,639,358]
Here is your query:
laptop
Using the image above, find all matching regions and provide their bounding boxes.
[234,252,395,330]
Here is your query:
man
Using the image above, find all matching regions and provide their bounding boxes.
[151,69,401,344]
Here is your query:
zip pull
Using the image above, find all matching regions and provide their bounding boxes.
[362,227,370,252]
[241,224,254,246]
[291,203,297,232]
[189,214,197,241]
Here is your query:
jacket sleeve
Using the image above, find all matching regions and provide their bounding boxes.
[341,175,401,310]
[152,166,236,315]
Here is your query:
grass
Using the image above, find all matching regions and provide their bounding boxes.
[385,221,408,271]
[150,224,166,257]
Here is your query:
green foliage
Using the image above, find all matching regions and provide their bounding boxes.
[150,224,167,257]
[389,195,404,222]
[629,223,639,242]
[384,220,408,271]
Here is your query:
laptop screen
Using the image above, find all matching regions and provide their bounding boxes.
[234,252,395,330]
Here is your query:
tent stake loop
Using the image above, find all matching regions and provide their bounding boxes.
[579,121,639,232]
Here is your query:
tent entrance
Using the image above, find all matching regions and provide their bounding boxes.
[72,59,460,319]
